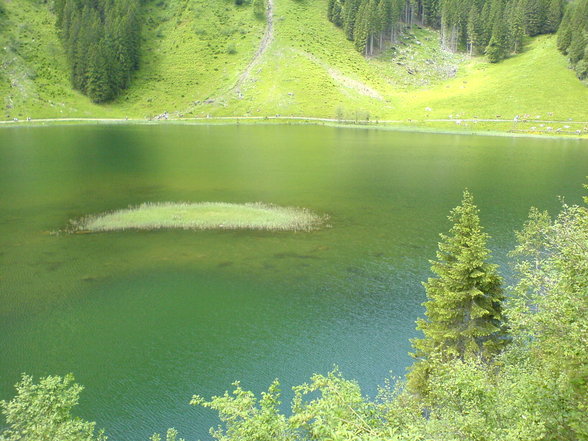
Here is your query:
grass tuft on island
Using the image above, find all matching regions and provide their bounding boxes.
[70,202,326,233]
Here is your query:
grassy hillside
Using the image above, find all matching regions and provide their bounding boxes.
[397,36,588,131]
[0,0,264,119]
[112,0,265,118]
[1,0,587,135]
[0,0,112,119]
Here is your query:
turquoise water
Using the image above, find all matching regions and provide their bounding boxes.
[0,124,586,439]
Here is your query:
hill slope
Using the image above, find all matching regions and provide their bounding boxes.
[0,0,113,118]
[1,0,587,133]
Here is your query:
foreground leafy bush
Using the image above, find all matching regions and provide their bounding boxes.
[0,374,106,441]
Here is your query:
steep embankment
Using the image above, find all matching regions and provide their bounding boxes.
[1,0,587,133]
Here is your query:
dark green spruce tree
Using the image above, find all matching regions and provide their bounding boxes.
[557,2,574,52]
[354,0,370,53]
[329,0,565,58]
[54,0,141,103]
[407,190,507,395]
[557,0,588,79]
[485,18,509,62]
[328,0,337,21]
[523,0,543,36]
[466,5,482,55]
[343,0,361,40]
[544,0,563,33]
[509,0,526,53]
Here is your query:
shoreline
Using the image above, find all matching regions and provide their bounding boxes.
[0,116,587,139]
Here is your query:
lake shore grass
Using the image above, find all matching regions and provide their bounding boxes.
[3,117,586,139]
[70,202,326,233]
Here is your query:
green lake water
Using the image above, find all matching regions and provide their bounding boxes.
[0,124,586,440]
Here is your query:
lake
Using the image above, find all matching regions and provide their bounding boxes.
[0,124,586,440]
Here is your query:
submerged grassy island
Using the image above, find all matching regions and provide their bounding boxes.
[71,202,325,232]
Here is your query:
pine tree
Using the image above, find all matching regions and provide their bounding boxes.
[333,0,344,26]
[524,0,543,36]
[479,0,492,47]
[485,36,503,62]
[568,31,586,64]
[537,0,551,33]
[423,0,440,27]
[487,0,504,32]
[84,42,113,103]
[407,190,506,395]
[575,58,588,80]
[544,0,563,33]
[343,0,361,40]
[485,18,508,62]
[408,0,418,25]
[466,5,480,55]
[366,0,378,54]
[354,0,370,53]
[388,0,403,43]
[376,0,388,48]
[331,0,568,58]
[510,0,526,53]
[565,0,588,65]
[440,0,461,51]
[54,0,141,103]
[328,0,337,21]
[557,5,573,53]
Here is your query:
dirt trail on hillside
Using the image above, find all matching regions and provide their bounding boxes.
[296,50,383,100]
[231,0,274,97]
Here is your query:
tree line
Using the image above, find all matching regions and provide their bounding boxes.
[328,0,564,61]
[2,185,587,440]
[53,0,141,103]
[558,0,588,80]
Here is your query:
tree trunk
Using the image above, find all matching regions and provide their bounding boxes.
[451,25,458,52]
[441,25,446,49]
